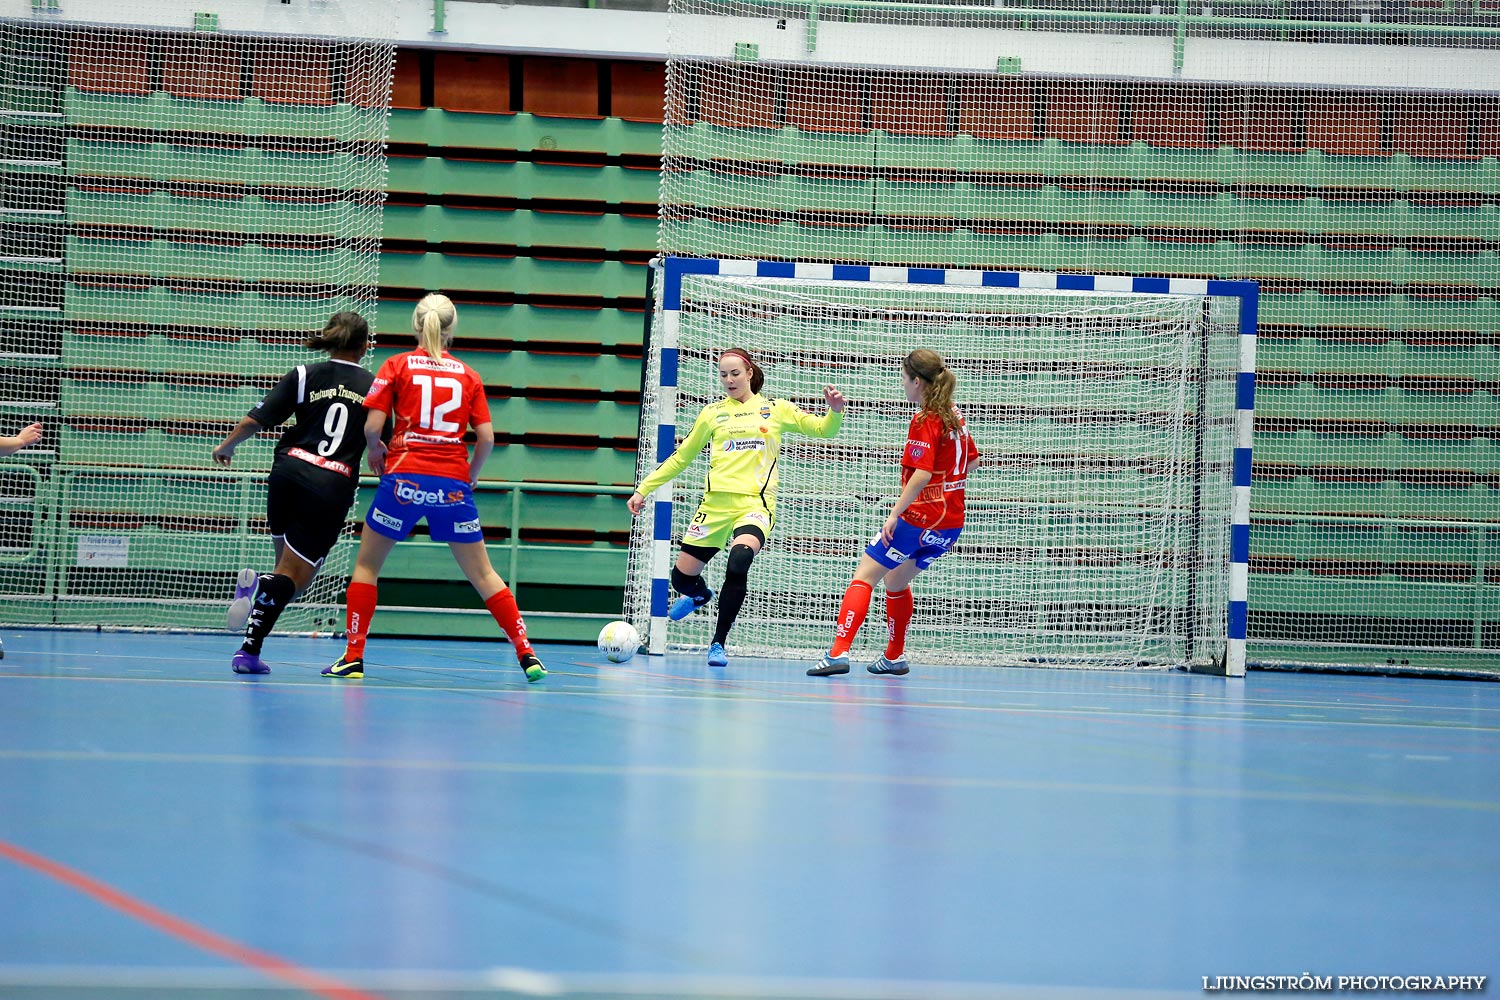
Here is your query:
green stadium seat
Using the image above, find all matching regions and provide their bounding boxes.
[1394,383,1500,426]
[674,121,783,165]
[67,189,379,238]
[61,328,327,378]
[959,230,1069,272]
[659,216,808,262]
[782,175,876,215]
[69,140,359,188]
[1253,519,1394,565]
[68,139,154,180]
[383,204,656,253]
[57,425,233,470]
[874,131,964,174]
[1260,291,1382,331]
[1261,336,1413,377]
[1132,143,1239,184]
[56,471,259,521]
[1235,194,1326,234]
[65,89,382,140]
[1255,428,1484,473]
[388,109,662,158]
[378,300,642,349]
[59,377,262,423]
[369,346,641,395]
[1236,148,1327,189]
[1248,571,1483,623]
[779,126,875,170]
[1404,202,1497,241]
[667,167,786,214]
[66,236,359,285]
[378,252,648,300]
[964,136,1051,178]
[1302,150,1386,191]
[1390,152,1500,196]
[379,538,627,590]
[1229,244,1336,282]
[1250,382,1385,423]
[386,157,660,204]
[873,179,966,221]
[483,398,638,438]
[465,487,630,535]
[487,441,636,485]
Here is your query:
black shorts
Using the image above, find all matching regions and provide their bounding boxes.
[265,470,356,566]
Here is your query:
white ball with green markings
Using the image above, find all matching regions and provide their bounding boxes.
[597,621,641,663]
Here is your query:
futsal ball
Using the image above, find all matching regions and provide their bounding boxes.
[597,620,641,663]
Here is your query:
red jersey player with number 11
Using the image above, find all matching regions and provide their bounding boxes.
[324,293,545,682]
[810,349,979,677]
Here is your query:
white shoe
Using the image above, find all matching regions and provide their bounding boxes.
[227,568,257,632]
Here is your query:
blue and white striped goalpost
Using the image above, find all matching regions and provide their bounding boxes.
[644,256,1257,677]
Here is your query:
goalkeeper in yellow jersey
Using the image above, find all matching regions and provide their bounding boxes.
[627,348,846,667]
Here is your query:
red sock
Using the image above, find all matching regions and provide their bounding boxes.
[343,581,378,659]
[830,580,873,657]
[485,587,534,658]
[884,587,913,659]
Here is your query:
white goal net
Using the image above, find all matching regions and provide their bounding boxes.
[627,261,1249,671]
[0,2,394,632]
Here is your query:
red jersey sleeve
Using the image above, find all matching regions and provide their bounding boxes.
[903,413,942,473]
[465,365,492,426]
[363,355,403,415]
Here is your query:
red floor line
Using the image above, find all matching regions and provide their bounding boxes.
[0,838,387,1000]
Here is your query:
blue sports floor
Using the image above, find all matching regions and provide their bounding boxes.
[1,628,1497,1000]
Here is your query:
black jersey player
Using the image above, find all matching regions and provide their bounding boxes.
[212,311,375,674]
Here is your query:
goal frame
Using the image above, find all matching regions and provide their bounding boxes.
[643,256,1258,676]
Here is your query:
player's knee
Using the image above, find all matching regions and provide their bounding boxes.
[725,543,757,582]
[672,566,709,597]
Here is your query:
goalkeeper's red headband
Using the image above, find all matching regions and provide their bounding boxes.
[718,349,755,370]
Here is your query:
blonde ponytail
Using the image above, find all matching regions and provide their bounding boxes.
[903,349,961,434]
[413,293,456,361]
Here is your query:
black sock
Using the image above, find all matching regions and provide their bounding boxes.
[242,573,296,655]
[712,544,756,645]
[671,565,712,603]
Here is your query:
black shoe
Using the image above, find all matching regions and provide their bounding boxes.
[322,655,364,679]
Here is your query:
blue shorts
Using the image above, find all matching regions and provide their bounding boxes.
[865,519,961,571]
[365,473,483,543]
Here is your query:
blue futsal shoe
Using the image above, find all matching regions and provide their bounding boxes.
[867,655,910,676]
[807,652,850,677]
[231,650,269,675]
[706,642,728,667]
[669,588,714,621]
[227,568,258,632]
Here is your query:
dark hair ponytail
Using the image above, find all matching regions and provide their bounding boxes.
[721,347,765,394]
[305,311,369,355]
[903,349,960,434]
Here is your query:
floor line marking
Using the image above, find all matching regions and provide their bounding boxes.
[0,838,389,1000]
[0,750,1495,811]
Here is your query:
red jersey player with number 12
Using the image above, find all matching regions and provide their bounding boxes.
[324,293,545,682]
[810,349,979,677]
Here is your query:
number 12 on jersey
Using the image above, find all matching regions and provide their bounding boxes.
[413,374,463,432]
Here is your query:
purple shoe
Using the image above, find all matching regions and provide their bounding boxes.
[231,650,269,674]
